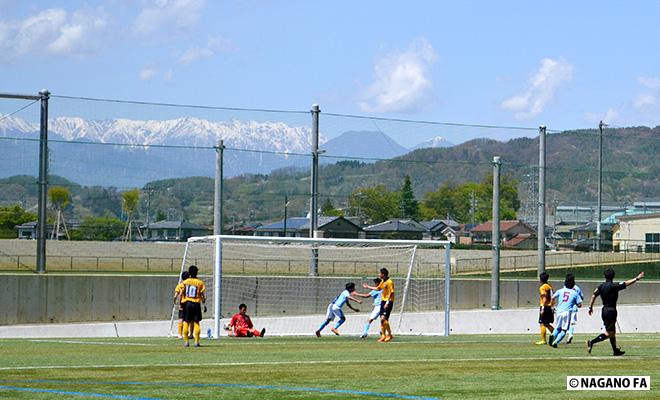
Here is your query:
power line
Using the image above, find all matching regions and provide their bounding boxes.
[51,94,309,115]
[0,99,39,124]
[323,111,561,133]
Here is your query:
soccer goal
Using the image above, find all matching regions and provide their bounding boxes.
[169,235,451,338]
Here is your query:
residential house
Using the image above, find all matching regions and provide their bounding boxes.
[141,220,210,241]
[255,216,363,239]
[612,213,660,253]
[363,219,426,240]
[419,219,460,240]
[470,220,536,248]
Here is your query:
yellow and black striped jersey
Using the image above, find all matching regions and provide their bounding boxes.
[181,278,205,303]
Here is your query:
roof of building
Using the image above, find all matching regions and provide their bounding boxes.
[616,212,660,222]
[363,219,427,232]
[504,233,534,247]
[142,220,208,230]
[570,221,615,232]
[470,220,530,233]
[15,220,48,229]
[419,219,460,231]
[601,210,657,224]
[256,216,362,232]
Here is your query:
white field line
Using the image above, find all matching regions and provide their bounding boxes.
[22,336,660,347]
[28,339,158,347]
[0,356,657,372]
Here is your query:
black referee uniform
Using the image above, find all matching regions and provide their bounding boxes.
[594,281,626,332]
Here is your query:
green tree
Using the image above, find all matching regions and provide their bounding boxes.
[422,174,520,223]
[0,205,37,238]
[48,186,71,239]
[71,216,124,241]
[321,198,343,217]
[399,175,420,220]
[122,189,141,241]
[348,185,400,224]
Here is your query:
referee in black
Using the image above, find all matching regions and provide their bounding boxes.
[587,268,644,356]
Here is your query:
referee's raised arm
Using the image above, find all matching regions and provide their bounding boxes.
[623,271,645,287]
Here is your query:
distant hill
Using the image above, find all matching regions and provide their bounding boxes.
[410,136,454,150]
[321,130,408,161]
[0,126,657,225]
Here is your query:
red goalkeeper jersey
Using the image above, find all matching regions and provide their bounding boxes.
[230,313,253,329]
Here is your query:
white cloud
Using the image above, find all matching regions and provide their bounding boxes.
[139,67,158,80]
[359,38,438,113]
[0,7,108,59]
[178,35,234,65]
[134,0,205,36]
[638,76,660,89]
[501,58,574,120]
[584,108,619,125]
[634,94,656,109]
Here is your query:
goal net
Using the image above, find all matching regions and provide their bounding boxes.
[169,235,451,338]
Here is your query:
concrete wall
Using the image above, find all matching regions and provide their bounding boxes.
[1,274,658,325]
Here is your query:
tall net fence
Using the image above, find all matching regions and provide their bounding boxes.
[1,93,659,276]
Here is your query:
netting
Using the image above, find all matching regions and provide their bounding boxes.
[170,235,450,337]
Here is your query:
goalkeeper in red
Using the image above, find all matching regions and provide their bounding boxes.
[228,304,265,337]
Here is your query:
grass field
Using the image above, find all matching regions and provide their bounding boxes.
[0,334,658,399]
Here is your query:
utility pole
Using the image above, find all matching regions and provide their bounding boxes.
[597,120,606,251]
[36,90,50,274]
[283,195,289,237]
[309,104,320,276]
[470,190,476,224]
[214,139,225,235]
[491,156,502,310]
[538,125,546,274]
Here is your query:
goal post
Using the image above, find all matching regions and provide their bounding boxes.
[171,235,451,338]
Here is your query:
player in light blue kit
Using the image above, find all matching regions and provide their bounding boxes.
[354,278,383,338]
[548,274,582,348]
[565,273,583,344]
[315,282,362,337]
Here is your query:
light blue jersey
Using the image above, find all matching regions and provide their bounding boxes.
[552,287,582,314]
[571,285,583,312]
[369,289,382,306]
[333,290,351,308]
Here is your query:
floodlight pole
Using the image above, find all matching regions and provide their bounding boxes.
[596,121,605,251]
[309,104,320,276]
[491,156,501,310]
[214,140,225,235]
[538,125,546,274]
[36,90,50,274]
[444,243,451,336]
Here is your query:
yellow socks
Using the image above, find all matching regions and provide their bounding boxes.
[384,320,392,337]
[193,322,201,344]
[540,325,547,342]
[182,322,190,344]
[177,321,183,337]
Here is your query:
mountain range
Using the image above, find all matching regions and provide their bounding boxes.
[0,115,452,187]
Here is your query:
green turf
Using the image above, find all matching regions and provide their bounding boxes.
[0,335,658,399]
[484,261,660,280]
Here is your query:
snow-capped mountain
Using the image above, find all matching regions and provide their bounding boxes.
[410,136,454,150]
[0,115,324,186]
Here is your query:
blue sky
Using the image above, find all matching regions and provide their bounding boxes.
[2,1,660,146]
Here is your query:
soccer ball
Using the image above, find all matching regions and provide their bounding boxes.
[223,323,231,331]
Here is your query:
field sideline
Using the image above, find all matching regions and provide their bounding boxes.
[0,334,658,399]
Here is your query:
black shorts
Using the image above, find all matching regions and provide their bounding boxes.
[538,306,554,325]
[380,301,393,320]
[601,307,618,332]
[178,308,184,319]
[183,302,202,323]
